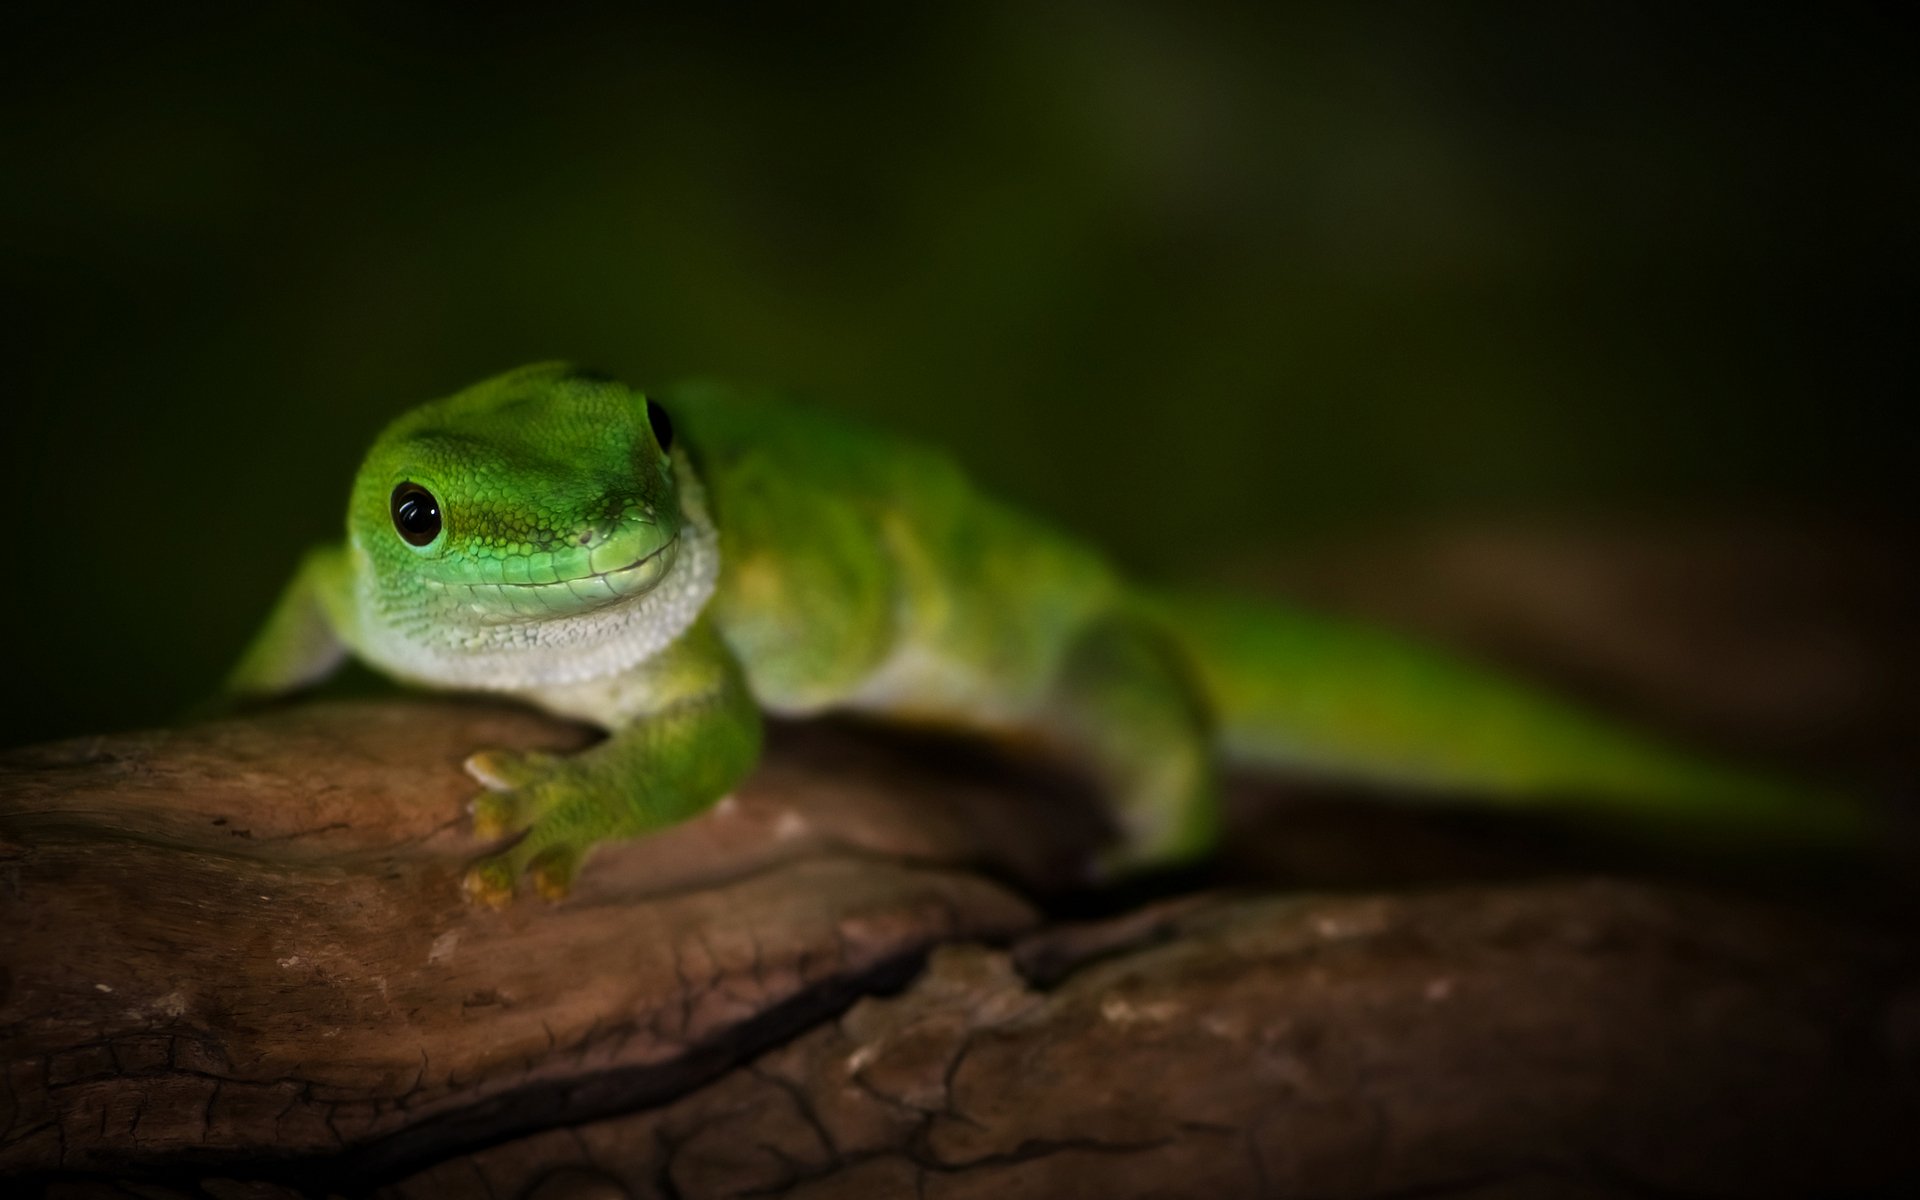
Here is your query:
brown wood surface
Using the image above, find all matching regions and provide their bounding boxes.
[4,519,1917,1198]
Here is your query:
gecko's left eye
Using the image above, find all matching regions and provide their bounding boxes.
[646,398,674,453]
[391,483,442,547]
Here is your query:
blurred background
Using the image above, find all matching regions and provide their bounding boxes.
[2,2,1912,747]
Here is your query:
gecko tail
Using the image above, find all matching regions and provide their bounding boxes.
[1143,589,1871,848]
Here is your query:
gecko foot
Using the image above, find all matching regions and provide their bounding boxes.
[459,748,608,906]
[462,842,585,907]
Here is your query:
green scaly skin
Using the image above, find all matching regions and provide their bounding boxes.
[226,364,1863,904]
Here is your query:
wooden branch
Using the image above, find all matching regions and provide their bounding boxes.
[398,884,1920,1200]
[3,702,1915,1199]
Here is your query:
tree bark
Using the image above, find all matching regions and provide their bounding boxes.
[5,519,1917,1198]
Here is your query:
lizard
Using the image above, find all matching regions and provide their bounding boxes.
[225,363,1864,904]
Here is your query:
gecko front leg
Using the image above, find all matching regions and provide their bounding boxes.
[461,616,764,905]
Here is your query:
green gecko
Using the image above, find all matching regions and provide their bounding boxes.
[226,363,1861,903]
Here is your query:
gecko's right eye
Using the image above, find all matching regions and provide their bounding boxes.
[391,483,443,547]
[646,398,674,453]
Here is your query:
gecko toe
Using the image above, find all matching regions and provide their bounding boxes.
[468,790,526,840]
[464,748,559,792]
[461,859,518,909]
[528,846,583,901]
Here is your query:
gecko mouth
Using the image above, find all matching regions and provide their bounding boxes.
[435,535,681,622]
[521,534,678,602]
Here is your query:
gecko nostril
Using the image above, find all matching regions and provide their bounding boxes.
[578,532,593,546]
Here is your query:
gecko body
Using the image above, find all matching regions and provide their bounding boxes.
[229,365,1856,902]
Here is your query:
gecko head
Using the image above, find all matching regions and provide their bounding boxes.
[348,363,688,627]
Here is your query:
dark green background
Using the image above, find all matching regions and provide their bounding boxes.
[3,3,1911,746]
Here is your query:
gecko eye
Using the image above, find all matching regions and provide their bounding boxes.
[390,483,442,546]
[646,398,674,453]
